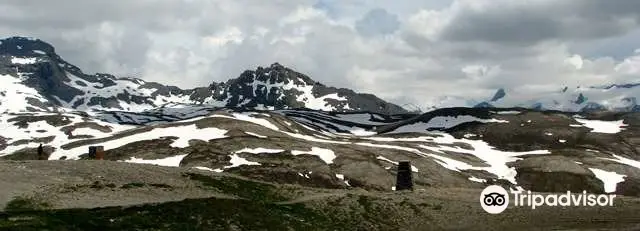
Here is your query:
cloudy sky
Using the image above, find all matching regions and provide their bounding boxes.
[2,0,640,109]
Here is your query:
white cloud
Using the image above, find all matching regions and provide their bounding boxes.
[564,55,584,70]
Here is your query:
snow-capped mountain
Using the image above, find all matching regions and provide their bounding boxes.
[473,85,640,112]
[0,37,407,115]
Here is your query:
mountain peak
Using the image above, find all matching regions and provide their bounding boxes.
[490,88,506,102]
[270,62,284,68]
[218,63,408,113]
[0,36,55,57]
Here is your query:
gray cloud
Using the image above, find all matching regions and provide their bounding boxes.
[441,0,640,45]
[355,8,400,36]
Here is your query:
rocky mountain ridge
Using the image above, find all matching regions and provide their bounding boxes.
[0,36,407,115]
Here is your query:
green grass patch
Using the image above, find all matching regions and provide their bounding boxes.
[184,173,287,202]
[0,197,342,231]
[5,196,52,212]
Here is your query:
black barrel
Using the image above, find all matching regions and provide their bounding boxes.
[88,146,105,160]
[395,161,413,191]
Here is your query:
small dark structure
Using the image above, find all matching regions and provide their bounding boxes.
[37,144,47,160]
[88,146,105,160]
[395,161,413,191]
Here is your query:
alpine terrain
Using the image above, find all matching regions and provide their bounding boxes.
[1,37,640,230]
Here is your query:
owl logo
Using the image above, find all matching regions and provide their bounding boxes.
[483,192,506,206]
[480,185,509,214]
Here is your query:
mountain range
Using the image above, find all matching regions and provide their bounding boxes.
[470,85,640,112]
[3,36,640,116]
[0,36,407,115]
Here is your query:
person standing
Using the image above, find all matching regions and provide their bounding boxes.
[37,144,46,160]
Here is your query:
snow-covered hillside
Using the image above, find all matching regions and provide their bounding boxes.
[1,106,639,196]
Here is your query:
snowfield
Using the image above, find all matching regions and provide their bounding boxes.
[389,115,508,134]
[291,147,336,164]
[124,154,188,167]
[574,118,627,133]
[225,154,261,169]
[1,108,639,195]
[234,148,285,154]
[51,124,227,160]
[588,168,626,193]
[0,74,53,113]
[11,57,37,65]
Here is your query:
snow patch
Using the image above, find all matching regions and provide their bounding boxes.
[390,116,508,134]
[124,154,188,167]
[365,136,434,142]
[225,154,261,169]
[375,156,419,172]
[349,128,377,136]
[245,132,267,138]
[601,154,640,169]
[54,124,227,160]
[588,168,626,193]
[11,57,37,65]
[291,147,336,164]
[234,147,285,154]
[0,74,50,113]
[468,176,487,183]
[496,111,521,115]
[193,166,223,172]
[359,133,550,184]
[574,118,626,134]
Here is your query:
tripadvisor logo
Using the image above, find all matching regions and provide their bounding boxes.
[480,185,509,214]
[480,185,616,214]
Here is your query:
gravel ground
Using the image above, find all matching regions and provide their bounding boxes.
[0,160,230,210]
[1,160,640,230]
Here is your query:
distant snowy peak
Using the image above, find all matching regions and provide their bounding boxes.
[0,37,406,114]
[474,84,640,112]
[490,88,506,102]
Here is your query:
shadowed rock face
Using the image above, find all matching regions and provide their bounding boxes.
[0,137,7,151]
